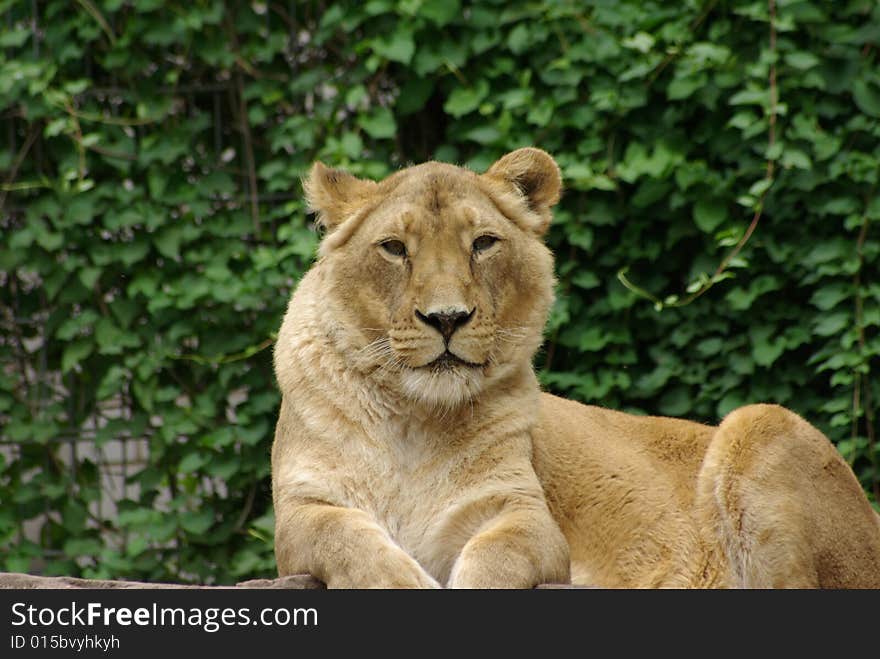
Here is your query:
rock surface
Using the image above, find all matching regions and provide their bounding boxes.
[0,572,324,589]
[0,571,588,589]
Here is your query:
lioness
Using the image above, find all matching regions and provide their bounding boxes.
[271,148,880,588]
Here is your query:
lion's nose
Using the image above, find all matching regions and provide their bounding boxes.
[416,308,474,342]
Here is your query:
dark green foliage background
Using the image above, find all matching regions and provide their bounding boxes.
[1,0,878,583]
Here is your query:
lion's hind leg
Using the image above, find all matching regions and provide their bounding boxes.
[696,404,880,588]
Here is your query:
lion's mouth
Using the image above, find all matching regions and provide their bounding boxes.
[425,350,483,370]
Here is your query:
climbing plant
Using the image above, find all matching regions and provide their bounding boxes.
[1,0,878,583]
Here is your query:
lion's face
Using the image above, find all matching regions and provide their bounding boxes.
[304,148,561,409]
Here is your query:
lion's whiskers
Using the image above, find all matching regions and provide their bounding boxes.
[495,326,529,343]
[356,340,393,364]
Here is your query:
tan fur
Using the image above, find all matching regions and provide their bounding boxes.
[272,148,880,588]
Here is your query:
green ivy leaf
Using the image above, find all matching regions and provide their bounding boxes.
[750,326,786,367]
[693,199,727,233]
[178,452,208,473]
[3,0,877,586]
[784,52,820,70]
[622,31,654,53]
[852,77,880,117]
[372,26,416,64]
[179,510,214,535]
[444,80,490,117]
[419,0,460,26]
[781,149,811,170]
[358,107,397,139]
[61,339,93,373]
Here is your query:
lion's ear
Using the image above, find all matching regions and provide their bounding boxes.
[484,148,562,235]
[303,162,377,231]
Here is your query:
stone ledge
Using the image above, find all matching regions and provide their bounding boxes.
[0,571,588,589]
[0,572,324,590]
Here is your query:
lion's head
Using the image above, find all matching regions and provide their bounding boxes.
[303,147,561,410]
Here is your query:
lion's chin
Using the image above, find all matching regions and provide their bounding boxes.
[398,367,485,411]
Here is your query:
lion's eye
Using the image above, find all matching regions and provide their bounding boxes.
[380,239,407,258]
[472,235,499,253]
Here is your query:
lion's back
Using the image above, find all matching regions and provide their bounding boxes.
[531,393,716,586]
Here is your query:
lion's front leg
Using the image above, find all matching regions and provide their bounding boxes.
[448,503,570,589]
[275,498,441,589]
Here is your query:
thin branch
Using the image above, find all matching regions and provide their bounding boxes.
[620,0,778,310]
[268,2,297,31]
[233,484,258,532]
[645,0,720,87]
[235,68,261,234]
[85,143,137,161]
[225,17,262,235]
[543,243,577,373]
[44,95,164,126]
[0,123,40,211]
[74,0,117,45]
[851,372,861,466]
[65,100,88,185]
[235,55,288,82]
[0,179,53,193]
[172,335,276,366]
[853,203,878,499]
